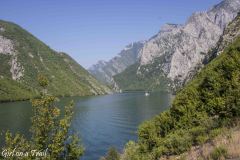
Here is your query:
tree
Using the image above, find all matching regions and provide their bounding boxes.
[3,74,84,159]
[100,147,120,160]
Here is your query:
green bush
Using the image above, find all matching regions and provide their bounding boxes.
[195,135,209,145]
[121,141,151,160]
[101,147,120,160]
[210,146,228,160]
[189,126,208,145]
[209,128,223,139]
[138,120,158,152]
[162,130,192,155]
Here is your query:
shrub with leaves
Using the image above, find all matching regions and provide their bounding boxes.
[101,147,120,160]
[3,75,84,159]
[210,146,228,160]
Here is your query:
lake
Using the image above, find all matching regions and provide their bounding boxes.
[0,92,172,160]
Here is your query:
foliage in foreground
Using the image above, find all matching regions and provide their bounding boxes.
[120,36,240,159]
[100,147,120,160]
[2,75,84,159]
[210,146,228,160]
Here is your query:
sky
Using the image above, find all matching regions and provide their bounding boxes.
[0,0,222,68]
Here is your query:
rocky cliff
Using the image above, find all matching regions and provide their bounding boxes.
[215,12,240,55]
[114,0,240,91]
[137,0,240,88]
[88,41,144,87]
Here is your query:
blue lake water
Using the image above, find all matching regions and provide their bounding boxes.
[0,92,172,160]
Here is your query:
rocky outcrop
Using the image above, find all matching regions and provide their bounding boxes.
[216,12,240,55]
[137,0,240,88]
[10,56,24,80]
[0,35,24,80]
[88,41,145,86]
[0,35,14,55]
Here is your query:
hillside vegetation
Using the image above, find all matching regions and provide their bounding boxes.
[162,125,240,160]
[114,60,170,92]
[120,36,240,160]
[0,20,110,101]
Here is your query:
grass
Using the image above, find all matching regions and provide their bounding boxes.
[159,124,240,160]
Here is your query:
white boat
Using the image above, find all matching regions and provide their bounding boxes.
[145,92,150,96]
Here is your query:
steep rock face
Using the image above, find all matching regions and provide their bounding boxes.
[138,0,240,87]
[0,20,110,101]
[216,13,240,55]
[88,41,144,86]
[0,35,14,55]
[0,35,24,80]
[183,12,240,87]
[138,23,183,66]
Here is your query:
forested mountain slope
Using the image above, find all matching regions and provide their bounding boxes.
[0,20,110,101]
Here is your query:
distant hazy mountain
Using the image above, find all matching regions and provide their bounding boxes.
[115,0,240,91]
[88,41,145,87]
[0,20,110,101]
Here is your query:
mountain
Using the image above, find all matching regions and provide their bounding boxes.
[121,12,240,160]
[188,11,240,82]
[212,12,240,57]
[0,20,110,102]
[88,41,145,88]
[115,0,240,91]
[114,61,170,91]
